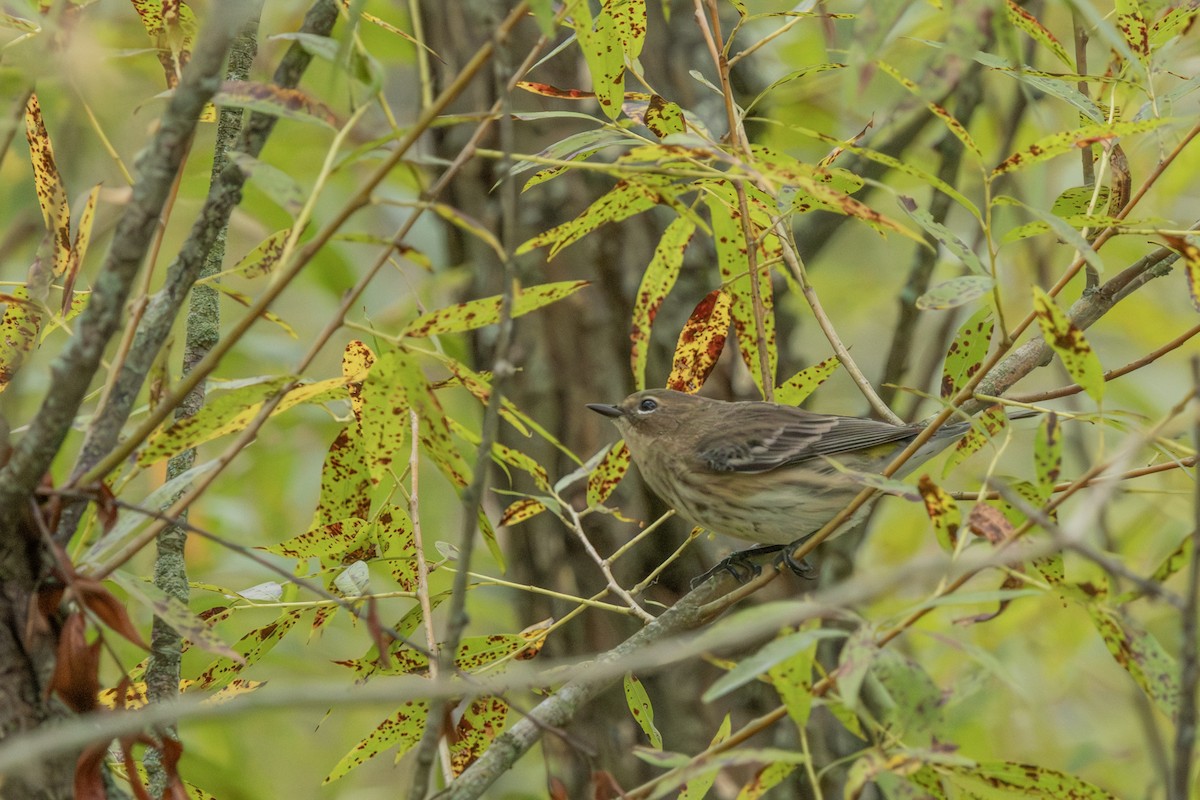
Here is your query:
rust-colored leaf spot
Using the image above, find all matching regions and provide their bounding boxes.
[666,289,732,393]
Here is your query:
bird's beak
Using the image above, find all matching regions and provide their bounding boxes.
[586,403,624,419]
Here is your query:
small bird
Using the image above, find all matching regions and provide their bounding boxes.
[587,388,976,579]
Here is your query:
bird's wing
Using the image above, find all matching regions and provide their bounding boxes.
[696,406,924,473]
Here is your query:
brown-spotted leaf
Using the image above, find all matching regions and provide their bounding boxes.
[324,700,429,784]
[1161,234,1200,312]
[498,497,548,527]
[517,174,673,258]
[943,760,1118,799]
[211,283,297,336]
[623,673,663,749]
[374,505,418,590]
[61,184,99,314]
[24,93,71,276]
[261,518,372,566]
[515,80,596,99]
[1116,0,1150,64]
[450,696,510,776]
[312,426,372,527]
[1088,604,1179,719]
[0,289,46,393]
[587,440,631,507]
[631,216,696,390]
[214,80,338,128]
[1032,286,1104,403]
[876,60,980,158]
[192,608,307,691]
[343,339,375,421]
[666,289,731,393]
[1032,412,1062,503]
[774,357,841,406]
[941,304,994,399]
[644,94,686,138]
[402,281,589,338]
[222,229,291,280]
[111,572,240,661]
[1005,1,1074,67]
[1150,3,1200,48]
[569,1,626,118]
[917,475,961,552]
[993,119,1168,176]
[916,276,994,311]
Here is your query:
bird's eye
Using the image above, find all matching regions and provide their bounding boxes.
[637,398,659,413]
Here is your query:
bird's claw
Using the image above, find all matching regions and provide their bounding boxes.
[691,544,785,588]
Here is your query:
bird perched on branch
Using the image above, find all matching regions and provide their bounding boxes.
[587,388,981,582]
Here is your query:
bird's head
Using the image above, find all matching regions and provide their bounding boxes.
[586,389,705,439]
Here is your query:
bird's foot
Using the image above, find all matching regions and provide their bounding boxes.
[775,537,817,579]
[691,544,785,589]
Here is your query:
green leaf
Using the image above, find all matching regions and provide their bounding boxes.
[192,608,308,691]
[401,280,590,337]
[110,572,241,662]
[0,288,45,393]
[1032,412,1062,504]
[630,216,696,390]
[1005,1,1073,68]
[260,518,372,567]
[835,626,879,712]
[569,2,626,119]
[232,153,307,217]
[677,714,731,799]
[944,760,1119,799]
[517,174,674,257]
[704,628,840,702]
[917,475,961,552]
[324,701,428,783]
[736,761,797,800]
[941,304,994,399]
[993,119,1170,176]
[624,673,663,749]
[705,184,778,395]
[899,198,987,275]
[871,649,944,737]
[876,60,980,158]
[916,276,995,311]
[587,440,631,506]
[1031,286,1105,404]
[1087,604,1179,718]
[774,356,841,406]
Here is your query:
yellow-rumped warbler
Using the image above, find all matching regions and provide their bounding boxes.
[588,388,975,578]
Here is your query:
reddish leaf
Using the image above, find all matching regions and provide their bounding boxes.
[72,576,148,649]
[50,612,101,713]
[74,739,109,800]
[967,503,1013,544]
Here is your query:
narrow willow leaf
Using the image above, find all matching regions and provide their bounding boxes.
[569,2,625,118]
[1150,3,1200,48]
[774,356,841,406]
[231,153,306,216]
[213,80,338,127]
[916,276,994,311]
[221,229,291,280]
[631,216,696,390]
[587,440,631,507]
[1088,605,1179,719]
[313,425,373,527]
[193,609,308,692]
[835,626,879,712]
[517,174,673,257]
[944,406,1007,476]
[917,475,961,552]
[898,199,986,274]
[1115,0,1150,65]
[704,628,839,702]
[81,460,221,566]
[678,714,732,799]
[402,280,589,337]
[111,573,241,662]
[1006,200,1108,278]
[737,762,797,800]
[498,497,548,527]
[1005,1,1073,67]
[624,673,663,749]
[876,60,980,158]
[62,184,100,312]
[324,701,428,783]
[705,184,778,395]
[944,760,1119,799]
[993,118,1169,176]
[23,93,71,276]
[1032,412,1062,504]
[665,289,732,393]
[1031,286,1105,403]
[941,304,994,399]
